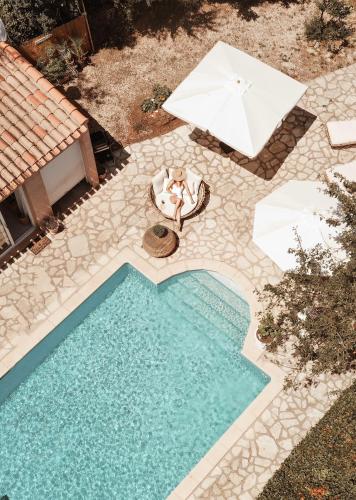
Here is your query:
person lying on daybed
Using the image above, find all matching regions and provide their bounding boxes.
[167,168,194,231]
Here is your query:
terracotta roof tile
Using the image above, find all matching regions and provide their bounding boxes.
[18,136,33,151]
[57,123,71,137]
[70,109,87,126]
[65,135,74,146]
[36,104,49,118]
[16,157,31,173]
[25,66,43,83]
[0,152,11,168]
[42,134,59,150]
[22,151,36,165]
[39,118,54,134]
[34,89,48,104]
[2,131,16,144]
[5,110,21,127]
[1,168,16,183]
[47,113,62,127]
[11,142,26,158]
[6,75,19,88]
[29,145,43,160]
[44,152,54,163]
[37,158,47,167]
[5,147,20,162]
[72,130,81,140]
[0,42,86,200]
[21,114,36,131]
[3,45,21,61]
[13,120,30,137]
[53,108,69,123]
[64,117,79,133]
[8,125,23,141]
[13,70,28,84]
[49,129,66,144]
[36,77,54,93]
[15,85,31,99]
[52,147,61,157]
[35,141,51,156]
[27,93,41,107]
[48,87,66,103]
[33,125,47,139]
[61,99,77,115]
[44,99,59,114]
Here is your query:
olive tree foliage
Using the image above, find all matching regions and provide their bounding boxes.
[0,0,81,45]
[305,0,353,42]
[257,175,356,388]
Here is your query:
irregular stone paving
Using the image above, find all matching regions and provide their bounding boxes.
[190,372,351,500]
[0,64,355,498]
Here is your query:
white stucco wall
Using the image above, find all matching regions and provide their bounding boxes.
[40,141,85,205]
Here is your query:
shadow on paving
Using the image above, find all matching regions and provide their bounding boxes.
[190,106,317,180]
[85,0,301,50]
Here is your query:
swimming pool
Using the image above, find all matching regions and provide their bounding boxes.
[0,265,269,499]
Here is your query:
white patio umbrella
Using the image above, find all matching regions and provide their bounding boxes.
[253,180,344,271]
[326,160,356,187]
[163,41,307,158]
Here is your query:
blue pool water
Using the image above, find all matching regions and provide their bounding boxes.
[0,266,269,500]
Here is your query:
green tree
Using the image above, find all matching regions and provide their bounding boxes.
[257,175,356,387]
[0,0,81,45]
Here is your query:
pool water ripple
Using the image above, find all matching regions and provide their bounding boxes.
[0,266,269,499]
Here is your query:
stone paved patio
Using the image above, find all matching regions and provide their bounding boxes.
[0,64,355,498]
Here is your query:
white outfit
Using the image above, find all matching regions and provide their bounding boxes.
[171,183,183,199]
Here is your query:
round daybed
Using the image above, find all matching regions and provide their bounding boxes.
[149,168,206,220]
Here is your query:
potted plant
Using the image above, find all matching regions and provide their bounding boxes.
[152,224,168,238]
[256,312,277,347]
[43,215,60,235]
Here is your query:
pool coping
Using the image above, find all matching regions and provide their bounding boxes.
[0,247,284,499]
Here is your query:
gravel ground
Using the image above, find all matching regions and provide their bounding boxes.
[68,1,356,145]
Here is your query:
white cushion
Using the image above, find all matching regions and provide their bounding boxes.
[186,168,202,195]
[155,190,197,218]
[327,120,356,147]
[163,177,170,192]
[152,169,168,196]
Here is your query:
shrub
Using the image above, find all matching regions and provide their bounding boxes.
[258,381,356,500]
[152,225,168,238]
[305,0,353,42]
[38,38,87,84]
[141,84,172,113]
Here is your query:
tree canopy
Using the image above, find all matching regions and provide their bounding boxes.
[0,0,81,45]
[257,175,356,387]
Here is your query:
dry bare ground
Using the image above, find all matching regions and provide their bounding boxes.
[68,1,356,145]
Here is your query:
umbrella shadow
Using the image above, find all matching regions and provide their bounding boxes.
[190,106,317,180]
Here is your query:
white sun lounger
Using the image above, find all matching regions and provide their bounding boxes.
[326,119,356,147]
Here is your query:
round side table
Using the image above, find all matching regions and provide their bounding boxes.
[143,225,178,258]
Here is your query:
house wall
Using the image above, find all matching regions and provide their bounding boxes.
[79,128,100,188]
[40,141,86,205]
[22,172,53,225]
[1,131,98,254]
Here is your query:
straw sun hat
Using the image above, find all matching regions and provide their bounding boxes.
[172,168,186,181]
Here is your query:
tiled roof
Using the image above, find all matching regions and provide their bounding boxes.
[0,42,87,202]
